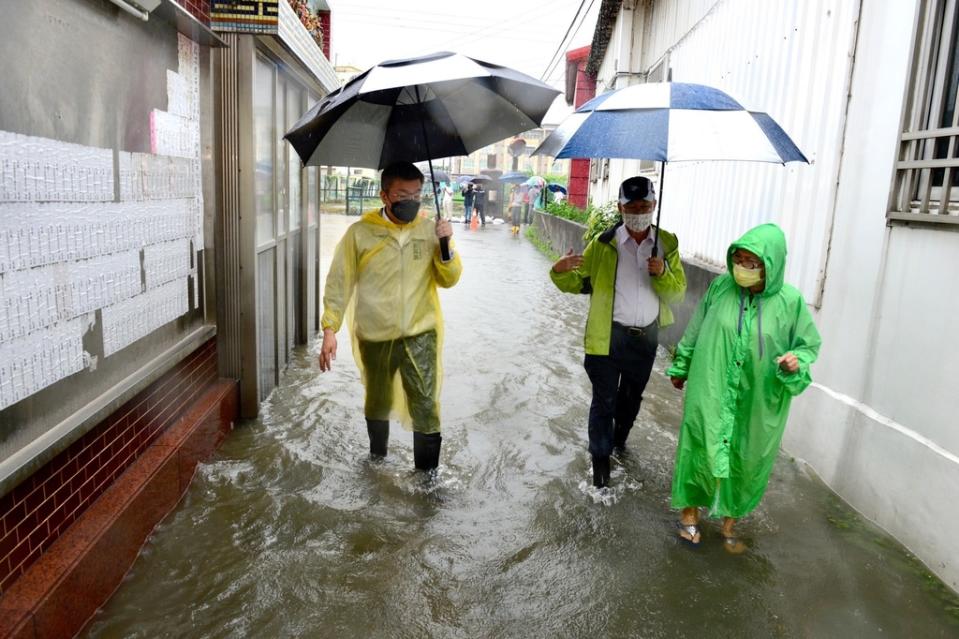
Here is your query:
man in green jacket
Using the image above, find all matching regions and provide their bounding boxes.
[550,176,686,488]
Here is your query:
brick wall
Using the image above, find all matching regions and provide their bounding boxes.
[0,338,218,594]
[174,0,211,25]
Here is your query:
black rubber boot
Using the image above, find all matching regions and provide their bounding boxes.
[592,454,611,488]
[413,432,442,471]
[613,422,631,451]
[366,419,389,457]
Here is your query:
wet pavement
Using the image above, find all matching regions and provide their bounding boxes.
[85,214,959,638]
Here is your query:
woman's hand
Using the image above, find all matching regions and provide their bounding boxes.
[775,352,799,374]
[670,376,686,390]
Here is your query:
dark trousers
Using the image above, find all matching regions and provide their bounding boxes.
[584,322,658,457]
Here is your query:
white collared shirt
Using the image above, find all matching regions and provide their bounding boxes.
[612,224,660,327]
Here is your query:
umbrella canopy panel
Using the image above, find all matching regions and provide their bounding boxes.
[533,82,807,164]
[286,52,560,170]
[525,176,546,188]
[499,171,529,183]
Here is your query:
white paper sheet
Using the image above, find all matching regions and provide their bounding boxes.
[101,277,189,357]
[0,318,84,410]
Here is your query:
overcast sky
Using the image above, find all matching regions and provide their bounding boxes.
[326,0,601,124]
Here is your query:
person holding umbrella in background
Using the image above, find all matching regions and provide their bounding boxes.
[462,182,475,225]
[525,183,540,223]
[320,162,461,472]
[441,181,454,218]
[473,182,487,226]
[508,184,523,234]
[550,176,686,488]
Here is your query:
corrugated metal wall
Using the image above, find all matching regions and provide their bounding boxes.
[642,0,719,65]
[653,0,861,302]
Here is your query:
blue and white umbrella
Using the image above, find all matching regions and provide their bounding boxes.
[499,171,530,184]
[533,82,807,254]
[534,82,807,163]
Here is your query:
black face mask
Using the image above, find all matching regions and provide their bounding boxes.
[389,198,420,223]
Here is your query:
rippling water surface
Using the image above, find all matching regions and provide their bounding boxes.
[86,215,959,638]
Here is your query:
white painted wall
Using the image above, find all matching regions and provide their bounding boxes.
[785,0,959,591]
[589,0,959,590]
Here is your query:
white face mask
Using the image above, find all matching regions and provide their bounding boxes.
[623,212,653,232]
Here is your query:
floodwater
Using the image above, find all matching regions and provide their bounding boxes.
[86,214,959,638]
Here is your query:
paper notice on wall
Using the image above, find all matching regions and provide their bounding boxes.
[0,32,205,409]
[0,250,141,343]
[118,152,197,202]
[0,266,60,343]
[64,250,142,318]
[101,277,189,357]
[150,110,199,160]
[0,130,115,204]
[0,200,194,274]
[166,70,195,119]
[0,318,84,411]
[144,239,191,290]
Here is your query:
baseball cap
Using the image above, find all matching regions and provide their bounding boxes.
[618,176,656,204]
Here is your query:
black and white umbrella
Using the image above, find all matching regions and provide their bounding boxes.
[285,51,559,169]
[285,51,559,259]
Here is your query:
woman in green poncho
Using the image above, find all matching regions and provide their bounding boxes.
[666,223,821,552]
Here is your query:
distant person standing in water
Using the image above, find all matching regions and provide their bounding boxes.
[462,182,475,224]
[473,183,487,226]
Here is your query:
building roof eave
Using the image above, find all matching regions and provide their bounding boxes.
[585,0,623,77]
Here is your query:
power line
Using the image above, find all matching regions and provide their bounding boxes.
[541,0,598,82]
[333,15,558,40]
[430,0,568,52]
[539,0,587,80]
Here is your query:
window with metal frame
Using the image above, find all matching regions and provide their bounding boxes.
[890,0,959,224]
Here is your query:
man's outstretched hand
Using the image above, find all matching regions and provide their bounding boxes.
[552,248,584,274]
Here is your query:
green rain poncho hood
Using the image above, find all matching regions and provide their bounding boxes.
[667,223,821,518]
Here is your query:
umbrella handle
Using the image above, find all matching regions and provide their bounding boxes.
[651,162,666,258]
[428,161,453,262]
[415,85,453,262]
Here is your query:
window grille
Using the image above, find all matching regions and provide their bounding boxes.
[890,0,959,224]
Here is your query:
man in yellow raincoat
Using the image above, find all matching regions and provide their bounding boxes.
[319,161,462,472]
[667,223,821,551]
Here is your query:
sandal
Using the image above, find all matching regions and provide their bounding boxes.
[722,535,747,555]
[676,521,702,547]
